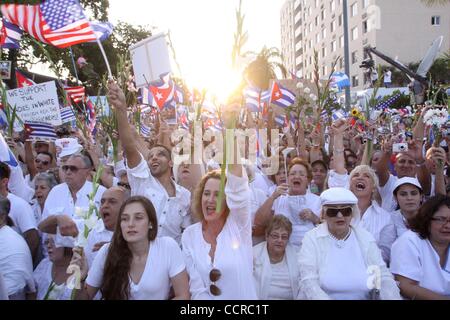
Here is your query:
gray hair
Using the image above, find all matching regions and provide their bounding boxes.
[68,153,92,168]
[35,172,58,189]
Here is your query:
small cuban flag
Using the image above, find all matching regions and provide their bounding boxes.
[0,132,18,167]
[330,72,351,90]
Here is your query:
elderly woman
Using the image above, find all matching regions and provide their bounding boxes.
[298,188,401,300]
[31,173,58,225]
[0,196,35,300]
[254,158,321,249]
[253,215,300,299]
[181,162,257,299]
[390,195,450,299]
[33,236,73,300]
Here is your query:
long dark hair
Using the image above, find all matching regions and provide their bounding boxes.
[100,196,158,300]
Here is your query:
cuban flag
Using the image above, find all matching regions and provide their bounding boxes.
[89,21,113,42]
[149,73,175,110]
[16,70,36,87]
[330,72,350,90]
[274,114,287,128]
[140,123,151,137]
[270,82,296,108]
[60,106,76,123]
[331,109,347,121]
[0,18,22,49]
[0,132,18,167]
[243,86,271,112]
[24,121,57,140]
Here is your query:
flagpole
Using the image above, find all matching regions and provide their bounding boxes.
[68,47,80,83]
[95,38,113,79]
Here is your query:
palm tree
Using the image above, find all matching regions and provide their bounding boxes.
[244,46,287,90]
[421,0,450,6]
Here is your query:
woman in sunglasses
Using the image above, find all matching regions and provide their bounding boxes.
[298,187,400,300]
[182,161,257,299]
[390,195,450,299]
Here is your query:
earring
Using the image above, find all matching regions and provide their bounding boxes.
[149,224,153,230]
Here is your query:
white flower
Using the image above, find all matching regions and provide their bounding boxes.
[89,199,95,208]
[74,207,87,219]
[66,264,82,290]
[296,82,304,89]
[366,265,381,290]
[303,87,311,94]
[84,214,99,230]
[75,233,88,248]
[310,94,317,101]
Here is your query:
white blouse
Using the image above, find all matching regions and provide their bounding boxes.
[181,171,257,300]
[390,230,450,297]
[267,257,294,300]
[33,258,72,300]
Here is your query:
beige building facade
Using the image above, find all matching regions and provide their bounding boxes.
[281,0,450,89]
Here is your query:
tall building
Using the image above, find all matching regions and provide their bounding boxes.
[281,0,450,89]
[280,0,296,76]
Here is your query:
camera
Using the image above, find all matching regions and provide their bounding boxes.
[392,143,408,153]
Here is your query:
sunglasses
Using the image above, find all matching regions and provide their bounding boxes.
[117,182,131,190]
[61,165,88,173]
[209,268,221,296]
[325,206,353,217]
[35,159,50,166]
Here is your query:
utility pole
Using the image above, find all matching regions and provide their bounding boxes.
[342,0,351,111]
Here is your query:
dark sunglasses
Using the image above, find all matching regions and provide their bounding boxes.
[61,165,87,173]
[117,182,131,190]
[35,159,50,166]
[209,268,221,296]
[325,206,353,217]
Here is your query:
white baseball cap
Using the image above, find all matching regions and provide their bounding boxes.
[393,177,422,194]
[55,138,83,159]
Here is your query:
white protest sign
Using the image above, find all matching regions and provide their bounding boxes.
[6,81,62,126]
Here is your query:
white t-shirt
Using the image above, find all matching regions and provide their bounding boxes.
[320,231,371,300]
[0,226,35,296]
[378,174,398,212]
[86,237,186,300]
[267,256,294,300]
[85,220,113,268]
[7,193,37,235]
[384,70,392,83]
[33,258,72,300]
[273,192,321,247]
[390,230,450,297]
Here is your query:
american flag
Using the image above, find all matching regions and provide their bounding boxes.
[64,85,85,103]
[24,121,57,140]
[0,18,22,49]
[60,106,76,123]
[0,0,96,49]
[374,93,402,110]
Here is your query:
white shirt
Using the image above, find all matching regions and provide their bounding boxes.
[327,170,349,189]
[0,226,35,296]
[267,257,294,300]
[250,171,275,198]
[42,181,106,221]
[7,192,37,235]
[384,70,392,83]
[127,154,191,245]
[390,230,450,297]
[87,237,186,300]
[8,164,34,202]
[181,171,257,300]
[30,200,43,226]
[85,220,113,268]
[273,192,321,247]
[298,223,401,300]
[319,231,370,299]
[391,209,409,238]
[378,174,398,212]
[33,258,72,300]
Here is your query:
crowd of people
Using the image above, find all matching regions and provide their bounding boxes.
[0,80,449,300]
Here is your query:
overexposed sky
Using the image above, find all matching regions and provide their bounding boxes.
[108,0,286,100]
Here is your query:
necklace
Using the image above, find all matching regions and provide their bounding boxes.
[329,229,352,248]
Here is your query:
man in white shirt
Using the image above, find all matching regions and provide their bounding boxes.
[109,82,192,245]
[383,69,392,88]
[39,154,106,236]
[0,162,39,265]
[86,186,129,267]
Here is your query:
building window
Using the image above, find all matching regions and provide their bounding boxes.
[352,27,358,40]
[315,15,319,26]
[322,47,326,58]
[338,14,342,26]
[351,2,358,16]
[310,56,313,65]
[315,0,319,8]
[431,16,440,26]
[330,20,336,32]
[322,28,327,39]
[340,57,344,69]
[316,33,320,44]
[330,0,336,12]
[340,35,344,47]
[362,20,368,33]
[309,23,313,32]
[362,0,369,8]
[352,51,358,64]
[322,66,327,77]
[352,75,359,87]
[331,40,337,52]
[321,9,326,20]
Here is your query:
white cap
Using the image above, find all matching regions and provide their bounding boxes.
[55,138,83,159]
[393,177,422,194]
[320,187,358,206]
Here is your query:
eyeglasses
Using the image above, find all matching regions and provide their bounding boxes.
[61,165,88,173]
[269,233,289,241]
[117,182,131,190]
[209,268,221,296]
[431,216,450,226]
[325,206,353,217]
[35,159,50,166]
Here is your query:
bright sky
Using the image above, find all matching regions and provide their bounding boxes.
[108,0,286,101]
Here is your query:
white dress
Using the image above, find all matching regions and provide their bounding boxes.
[390,230,450,297]
[181,171,257,300]
[33,258,72,300]
[86,237,185,300]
